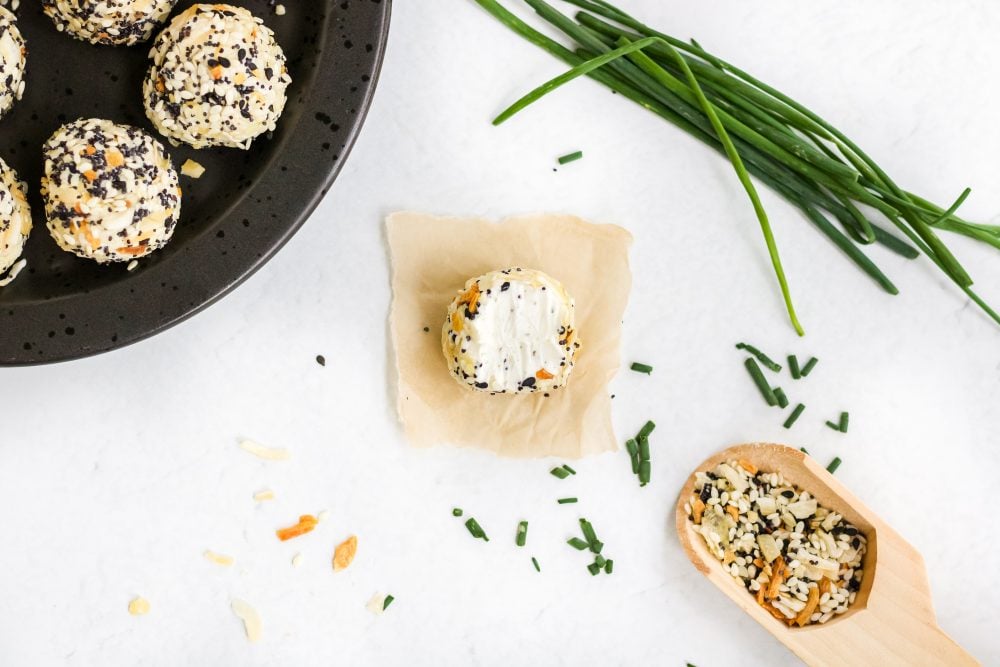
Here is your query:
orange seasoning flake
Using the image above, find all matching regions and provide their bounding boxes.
[535,368,554,380]
[332,535,357,571]
[276,514,318,542]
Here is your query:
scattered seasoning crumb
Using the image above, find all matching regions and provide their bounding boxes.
[128,597,150,616]
[557,150,583,165]
[333,535,358,571]
[276,514,318,541]
[630,362,653,374]
[315,354,326,366]
[126,259,139,272]
[239,438,290,461]
[800,356,819,377]
[783,404,806,429]
[180,158,206,178]
[382,595,395,611]
[253,488,275,502]
[291,553,303,567]
[557,497,578,504]
[203,550,234,566]
[231,599,262,643]
[826,457,842,474]
[366,592,387,615]
[274,3,286,15]
[452,507,463,517]
[735,342,782,372]
[531,556,541,572]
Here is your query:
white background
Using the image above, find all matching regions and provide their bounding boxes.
[2,1,999,665]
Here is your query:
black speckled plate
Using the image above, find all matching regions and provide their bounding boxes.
[0,0,390,365]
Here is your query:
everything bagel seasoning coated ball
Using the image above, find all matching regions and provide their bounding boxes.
[0,157,31,286]
[443,268,580,394]
[41,119,181,264]
[42,0,178,46]
[143,4,291,149]
[0,7,26,118]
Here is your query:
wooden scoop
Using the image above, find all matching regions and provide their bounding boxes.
[675,443,978,666]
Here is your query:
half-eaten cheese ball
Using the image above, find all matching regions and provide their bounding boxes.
[41,118,181,264]
[42,0,178,46]
[0,157,31,286]
[442,268,580,394]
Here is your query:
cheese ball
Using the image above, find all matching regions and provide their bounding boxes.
[0,157,31,286]
[143,4,291,149]
[442,268,580,394]
[42,0,178,47]
[41,119,181,264]
[0,7,26,118]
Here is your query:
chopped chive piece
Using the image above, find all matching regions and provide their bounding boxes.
[604,559,614,574]
[839,411,850,433]
[638,436,650,462]
[579,518,598,545]
[590,539,604,554]
[783,403,806,429]
[800,446,810,455]
[516,521,528,547]
[735,343,782,372]
[801,357,819,376]
[587,562,601,576]
[382,595,394,611]
[557,497,578,504]
[625,438,640,474]
[531,556,540,572]
[827,457,842,474]
[562,464,577,475]
[773,387,789,408]
[550,466,570,479]
[630,362,653,374]
[464,517,488,541]
[788,355,801,379]
[637,420,656,438]
[567,537,589,550]
[638,460,651,486]
[826,420,841,431]
[744,358,778,406]
[557,150,583,165]
[452,508,463,517]
[594,554,607,568]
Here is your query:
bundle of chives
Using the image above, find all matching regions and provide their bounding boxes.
[473,0,1000,332]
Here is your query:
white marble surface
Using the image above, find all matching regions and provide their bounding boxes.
[2,1,1000,665]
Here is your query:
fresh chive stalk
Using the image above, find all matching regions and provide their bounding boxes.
[744,357,778,405]
[557,150,584,164]
[594,555,607,567]
[587,562,601,575]
[783,403,806,429]
[800,357,819,377]
[735,343,782,372]
[473,0,1000,330]
[630,362,653,374]
[827,457,842,474]
[638,436,650,461]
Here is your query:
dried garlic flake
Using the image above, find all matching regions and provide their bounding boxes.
[231,599,262,643]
